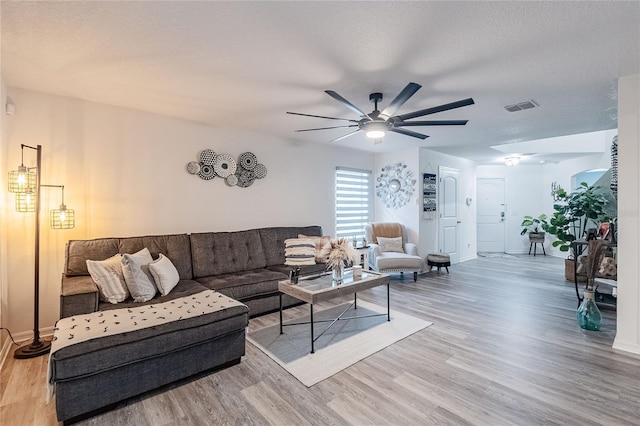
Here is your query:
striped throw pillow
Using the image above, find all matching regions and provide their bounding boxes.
[284,238,316,266]
[86,254,130,304]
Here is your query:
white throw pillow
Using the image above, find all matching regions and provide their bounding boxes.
[86,254,129,304]
[377,236,404,253]
[148,254,180,296]
[284,238,316,266]
[121,248,157,302]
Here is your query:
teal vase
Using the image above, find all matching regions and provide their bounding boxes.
[577,290,602,331]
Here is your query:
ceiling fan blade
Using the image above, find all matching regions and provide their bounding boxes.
[286,111,358,123]
[390,128,429,140]
[295,125,358,132]
[395,98,475,121]
[330,129,361,143]
[325,90,371,119]
[395,120,468,127]
[380,82,422,119]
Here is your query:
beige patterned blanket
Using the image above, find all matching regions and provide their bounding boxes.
[47,290,244,399]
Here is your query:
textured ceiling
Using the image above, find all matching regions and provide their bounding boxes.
[2,1,639,164]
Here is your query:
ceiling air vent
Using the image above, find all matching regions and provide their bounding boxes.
[504,100,539,112]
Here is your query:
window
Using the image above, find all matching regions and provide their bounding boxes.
[335,167,372,243]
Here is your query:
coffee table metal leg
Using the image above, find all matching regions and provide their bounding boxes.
[279,292,283,335]
[310,303,315,354]
[387,283,390,321]
[354,292,357,309]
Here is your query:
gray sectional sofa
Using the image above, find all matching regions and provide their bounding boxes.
[54,225,325,423]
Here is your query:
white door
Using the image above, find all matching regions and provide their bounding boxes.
[438,167,460,264]
[477,178,506,252]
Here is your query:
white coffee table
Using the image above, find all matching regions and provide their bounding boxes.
[278,269,390,353]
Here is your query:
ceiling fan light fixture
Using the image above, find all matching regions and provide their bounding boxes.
[505,156,521,166]
[363,121,388,139]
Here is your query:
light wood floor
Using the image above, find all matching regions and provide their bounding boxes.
[2,254,639,425]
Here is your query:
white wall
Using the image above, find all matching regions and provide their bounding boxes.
[476,164,544,254]
[0,75,8,353]
[373,147,421,245]
[1,88,374,336]
[419,149,477,262]
[614,73,640,355]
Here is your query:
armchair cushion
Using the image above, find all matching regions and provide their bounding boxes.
[375,252,423,271]
[377,236,404,253]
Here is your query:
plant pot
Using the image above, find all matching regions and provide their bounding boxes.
[528,232,545,243]
[565,258,587,282]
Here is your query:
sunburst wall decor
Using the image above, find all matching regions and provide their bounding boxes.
[375,162,416,209]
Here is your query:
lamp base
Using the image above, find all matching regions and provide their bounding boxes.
[14,338,52,359]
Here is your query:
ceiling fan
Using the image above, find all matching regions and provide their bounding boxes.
[287,82,474,143]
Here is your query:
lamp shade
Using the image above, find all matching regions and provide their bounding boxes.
[16,191,36,212]
[8,166,36,193]
[50,205,75,229]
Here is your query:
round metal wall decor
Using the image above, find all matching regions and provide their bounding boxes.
[213,154,237,178]
[186,161,201,175]
[200,149,216,166]
[375,162,416,209]
[239,152,257,170]
[198,164,216,180]
[254,163,267,179]
[186,150,266,188]
[225,174,238,186]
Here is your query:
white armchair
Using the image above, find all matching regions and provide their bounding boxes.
[365,223,422,282]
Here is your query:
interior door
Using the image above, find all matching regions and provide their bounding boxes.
[477,178,506,252]
[438,167,460,264]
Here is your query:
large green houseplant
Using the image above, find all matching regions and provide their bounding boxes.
[545,182,609,280]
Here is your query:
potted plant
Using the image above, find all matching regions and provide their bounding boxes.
[520,214,548,242]
[545,182,609,280]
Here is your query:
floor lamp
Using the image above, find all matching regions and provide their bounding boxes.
[8,144,75,359]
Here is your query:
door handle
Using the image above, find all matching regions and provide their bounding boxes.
[457,221,462,224]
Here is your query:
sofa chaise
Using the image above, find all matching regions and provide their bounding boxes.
[53,225,326,423]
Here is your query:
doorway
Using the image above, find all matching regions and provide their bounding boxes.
[438,167,460,264]
[477,178,506,253]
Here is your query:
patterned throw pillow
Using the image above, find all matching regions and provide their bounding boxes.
[148,254,180,296]
[377,236,405,253]
[298,234,331,263]
[122,248,158,302]
[86,254,129,304]
[284,238,316,266]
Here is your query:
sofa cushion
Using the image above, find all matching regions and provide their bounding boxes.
[118,234,193,280]
[191,230,267,278]
[196,269,287,301]
[121,248,157,303]
[266,263,327,277]
[259,226,323,267]
[66,238,120,276]
[98,280,209,311]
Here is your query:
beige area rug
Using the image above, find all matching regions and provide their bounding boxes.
[247,300,432,387]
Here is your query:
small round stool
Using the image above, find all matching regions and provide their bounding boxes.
[427,253,451,274]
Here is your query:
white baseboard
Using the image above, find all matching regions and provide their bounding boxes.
[459,255,477,263]
[0,326,55,371]
[613,338,640,356]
